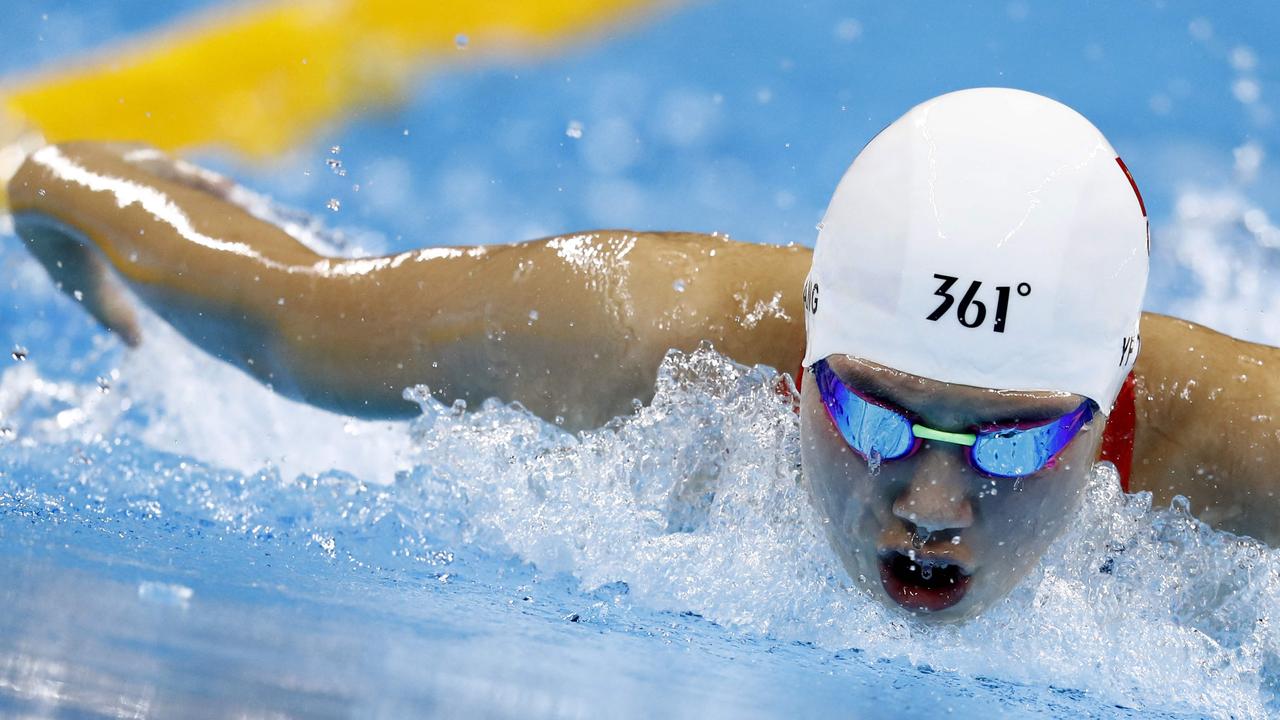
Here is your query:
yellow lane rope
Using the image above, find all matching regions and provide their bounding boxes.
[0,0,667,160]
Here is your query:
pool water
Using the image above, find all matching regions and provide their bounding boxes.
[2,1,1280,718]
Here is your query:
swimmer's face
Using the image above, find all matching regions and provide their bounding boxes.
[799,355,1104,623]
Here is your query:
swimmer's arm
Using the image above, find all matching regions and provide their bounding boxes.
[9,142,809,429]
[1131,313,1280,543]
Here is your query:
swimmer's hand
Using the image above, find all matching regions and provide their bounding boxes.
[16,204,143,346]
[9,143,249,348]
[9,141,337,402]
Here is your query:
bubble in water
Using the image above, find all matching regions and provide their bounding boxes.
[325,158,346,177]
[96,376,111,394]
[137,581,194,609]
[833,18,862,42]
[326,198,341,212]
[329,145,341,155]
[72,290,83,302]
[1233,78,1261,105]
[1230,45,1257,72]
[1188,17,1213,42]
[673,279,686,293]
[11,345,27,361]
[455,33,469,49]
[565,121,584,139]
[920,565,933,580]
[527,310,539,325]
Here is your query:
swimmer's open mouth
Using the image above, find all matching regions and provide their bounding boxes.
[878,551,971,613]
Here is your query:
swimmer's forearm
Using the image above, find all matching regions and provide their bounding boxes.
[271,232,810,426]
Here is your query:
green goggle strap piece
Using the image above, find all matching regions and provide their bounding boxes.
[911,424,977,447]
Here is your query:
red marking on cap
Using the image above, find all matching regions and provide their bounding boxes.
[1116,157,1146,218]
[1099,372,1137,493]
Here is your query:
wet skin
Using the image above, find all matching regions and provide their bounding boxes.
[800,356,1102,621]
[8,142,1280,620]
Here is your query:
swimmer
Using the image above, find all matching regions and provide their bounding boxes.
[8,88,1279,621]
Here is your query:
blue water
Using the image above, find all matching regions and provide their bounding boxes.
[2,2,1280,718]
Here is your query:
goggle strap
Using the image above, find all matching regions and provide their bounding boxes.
[911,424,976,447]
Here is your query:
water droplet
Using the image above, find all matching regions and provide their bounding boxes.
[0,426,14,441]
[72,290,84,302]
[528,309,539,324]
[326,198,341,212]
[565,121,584,139]
[920,565,933,580]
[865,449,883,476]
[277,297,285,306]
[330,145,341,155]
[96,376,111,394]
[455,33,469,49]
[950,535,961,545]
[911,530,927,549]
[673,279,687,293]
[37,188,46,197]
[11,345,28,361]
[325,158,346,176]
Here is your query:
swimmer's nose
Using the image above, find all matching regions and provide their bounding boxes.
[892,446,974,532]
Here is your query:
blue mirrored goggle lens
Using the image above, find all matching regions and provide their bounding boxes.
[813,360,915,460]
[969,403,1093,478]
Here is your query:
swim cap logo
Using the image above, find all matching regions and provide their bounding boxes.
[804,280,819,315]
[1119,332,1140,367]
[1116,157,1150,256]
[926,274,1031,333]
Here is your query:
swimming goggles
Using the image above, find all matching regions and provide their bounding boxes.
[811,359,1094,479]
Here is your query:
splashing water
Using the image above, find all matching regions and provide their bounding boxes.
[396,347,1280,716]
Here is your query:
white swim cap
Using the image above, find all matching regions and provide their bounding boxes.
[802,88,1149,412]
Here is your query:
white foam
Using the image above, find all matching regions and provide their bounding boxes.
[395,347,1278,717]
